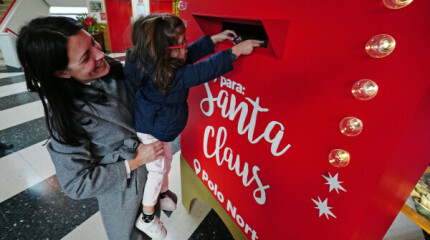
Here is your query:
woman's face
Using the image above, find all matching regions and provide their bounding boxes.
[56,29,110,83]
[169,33,187,61]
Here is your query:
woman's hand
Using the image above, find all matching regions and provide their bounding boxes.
[211,30,237,44]
[128,142,164,171]
[231,40,265,58]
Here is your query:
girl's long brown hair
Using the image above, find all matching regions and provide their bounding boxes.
[131,14,185,93]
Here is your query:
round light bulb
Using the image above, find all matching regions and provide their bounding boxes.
[383,0,414,9]
[365,34,396,58]
[329,149,351,168]
[352,79,378,101]
[339,117,363,136]
[178,1,188,11]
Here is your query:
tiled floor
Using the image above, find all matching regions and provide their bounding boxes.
[0,54,426,239]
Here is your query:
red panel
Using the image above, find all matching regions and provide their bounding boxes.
[180,0,430,239]
[105,0,133,52]
[150,0,173,13]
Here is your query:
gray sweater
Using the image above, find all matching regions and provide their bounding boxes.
[47,75,151,239]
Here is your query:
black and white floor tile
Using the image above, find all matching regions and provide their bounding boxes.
[0,54,424,240]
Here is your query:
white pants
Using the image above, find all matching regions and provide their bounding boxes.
[137,132,173,207]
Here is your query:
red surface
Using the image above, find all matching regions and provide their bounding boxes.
[5,28,18,36]
[180,1,430,239]
[105,0,133,52]
[150,0,173,13]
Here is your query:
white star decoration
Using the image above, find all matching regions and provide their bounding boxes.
[323,172,346,194]
[311,197,337,219]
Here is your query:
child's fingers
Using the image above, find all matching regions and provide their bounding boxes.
[252,40,265,47]
[225,29,235,35]
[229,30,237,37]
[226,30,237,39]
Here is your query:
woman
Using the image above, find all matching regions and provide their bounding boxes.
[17,16,163,239]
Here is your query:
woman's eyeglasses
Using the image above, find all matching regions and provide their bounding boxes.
[166,39,187,49]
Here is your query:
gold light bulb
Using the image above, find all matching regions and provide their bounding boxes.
[352,79,378,101]
[329,149,351,168]
[383,0,414,9]
[365,34,396,58]
[340,117,363,137]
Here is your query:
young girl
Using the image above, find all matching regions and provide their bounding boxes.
[125,13,263,239]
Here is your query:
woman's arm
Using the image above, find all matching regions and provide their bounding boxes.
[48,138,163,199]
[48,138,126,199]
[127,142,164,171]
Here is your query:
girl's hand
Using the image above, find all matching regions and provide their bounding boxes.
[231,40,265,58]
[211,30,237,44]
[128,142,164,171]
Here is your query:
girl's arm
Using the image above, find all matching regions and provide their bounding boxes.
[186,30,237,64]
[173,49,234,90]
[185,36,216,64]
[173,39,263,90]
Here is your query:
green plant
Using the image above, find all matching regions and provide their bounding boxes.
[76,13,106,34]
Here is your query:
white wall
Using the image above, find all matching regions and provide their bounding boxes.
[44,0,87,7]
[86,0,107,23]
[131,0,150,21]
[0,34,20,68]
[0,0,50,68]
[6,0,50,34]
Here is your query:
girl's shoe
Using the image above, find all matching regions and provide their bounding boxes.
[135,213,167,239]
[160,195,177,211]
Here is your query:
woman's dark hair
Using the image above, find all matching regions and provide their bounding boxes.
[131,13,185,93]
[17,16,119,146]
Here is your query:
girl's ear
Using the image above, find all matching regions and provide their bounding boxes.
[53,70,71,79]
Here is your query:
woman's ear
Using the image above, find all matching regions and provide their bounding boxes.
[53,70,71,79]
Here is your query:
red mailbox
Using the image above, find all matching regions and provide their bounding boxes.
[179,1,430,239]
[150,0,173,13]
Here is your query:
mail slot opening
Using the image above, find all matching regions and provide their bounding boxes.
[192,14,289,59]
[222,22,268,48]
